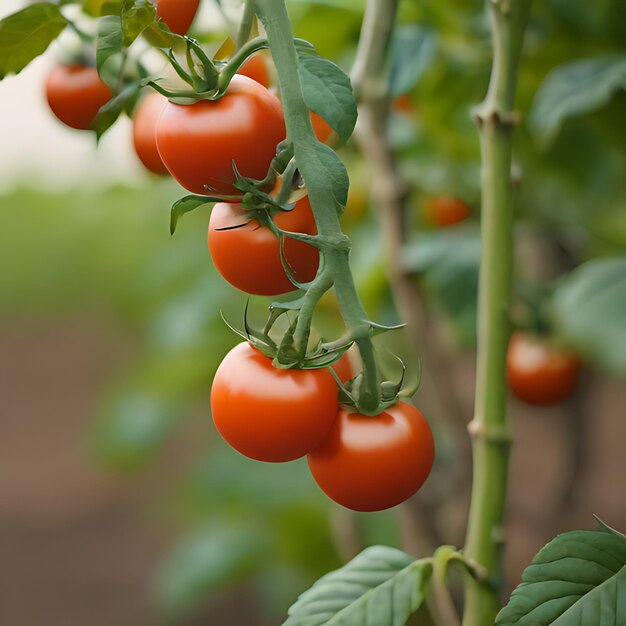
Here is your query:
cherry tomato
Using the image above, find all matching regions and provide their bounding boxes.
[211,342,339,462]
[507,332,581,406]
[425,196,472,228]
[238,54,271,88]
[132,92,168,175]
[308,402,434,512]
[45,65,112,131]
[156,75,286,195]
[310,111,335,144]
[208,197,319,296]
[153,0,200,35]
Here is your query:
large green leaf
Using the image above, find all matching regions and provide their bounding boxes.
[497,523,626,625]
[121,0,157,46]
[297,49,357,143]
[551,257,626,376]
[0,3,67,79]
[530,56,626,143]
[284,546,432,625]
[389,26,437,98]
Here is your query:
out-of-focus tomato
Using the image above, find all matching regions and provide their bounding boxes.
[45,65,112,131]
[153,0,200,35]
[425,196,472,228]
[507,332,581,406]
[310,111,335,144]
[308,402,434,512]
[238,54,271,88]
[211,342,339,462]
[132,92,168,175]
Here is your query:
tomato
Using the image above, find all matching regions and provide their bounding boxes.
[310,111,335,144]
[153,0,199,35]
[308,402,434,512]
[507,332,581,406]
[238,54,271,88]
[332,352,354,383]
[425,196,472,228]
[208,197,318,295]
[393,94,413,113]
[45,65,112,131]
[211,342,339,462]
[132,92,168,175]
[156,75,286,195]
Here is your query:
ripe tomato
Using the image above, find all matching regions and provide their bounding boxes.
[507,332,581,406]
[208,197,319,295]
[308,402,434,512]
[156,75,285,195]
[132,92,168,175]
[153,0,199,35]
[310,111,335,144]
[238,54,271,88]
[45,65,112,131]
[332,352,354,383]
[393,94,413,114]
[425,196,472,228]
[211,342,339,462]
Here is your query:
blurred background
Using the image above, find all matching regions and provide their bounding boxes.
[1,0,625,624]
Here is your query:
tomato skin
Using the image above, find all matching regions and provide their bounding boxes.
[310,111,335,144]
[132,93,168,175]
[332,353,354,383]
[156,75,286,195]
[211,342,339,463]
[308,402,435,512]
[45,65,112,131]
[238,54,271,88]
[507,332,581,406]
[425,196,472,227]
[153,0,199,35]
[208,197,318,295]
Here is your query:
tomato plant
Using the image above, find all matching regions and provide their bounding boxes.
[507,331,580,405]
[155,75,285,195]
[132,93,168,175]
[210,342,339,462]
[45,65,112,131]
[308,402,434,512]
[208,197,319,296]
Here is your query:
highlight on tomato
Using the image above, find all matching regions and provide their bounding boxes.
[152,0,200,36]
[45,65,112,131]
[507,331,581,406]
[308,402,435,512]
[208,197,319,296]
[155,75,286,195]
[425,196,472,228]
[132,92,168,175]
[210,342,339,463]
[238,54,271,88]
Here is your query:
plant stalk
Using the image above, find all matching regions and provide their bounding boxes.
[254,0,382,414]
[462,1,531,625]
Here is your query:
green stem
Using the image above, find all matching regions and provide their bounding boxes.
[462,2,531,625]
[236,0,257,49]
[254,0,382,414]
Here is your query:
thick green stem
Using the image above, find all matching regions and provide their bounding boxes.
[255,0,381,413]
[463,2,531,625]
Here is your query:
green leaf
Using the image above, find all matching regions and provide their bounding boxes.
[297,49,357,143]
[0,3,68,79]
[92,80,142,139]
[170,195,218,235]
[551,257,626,376]
[307,142,349,210]
[96,14,124,88]
[285,546,432,625]
[497,524,626,626]
[155,525,267,618]
[403,226,481,346]
[389,26,437,98]
[121,0,157,47]
[530,56,626,143]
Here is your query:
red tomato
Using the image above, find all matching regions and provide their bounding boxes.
[132,92,168,175]
[308,402,434,512]
[310,111,335,144]
[507,332,581,406]
[156,75,286,195]
[425,196,472,228]
[393,94,413,113]
[211,342,339,462]
[153,0,199,35]
[332,352,354,383]
[238,54,271,88]
[208,197,319,296]
[45,65,112,131]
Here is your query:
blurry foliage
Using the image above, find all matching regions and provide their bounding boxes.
[1,0,626,621]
